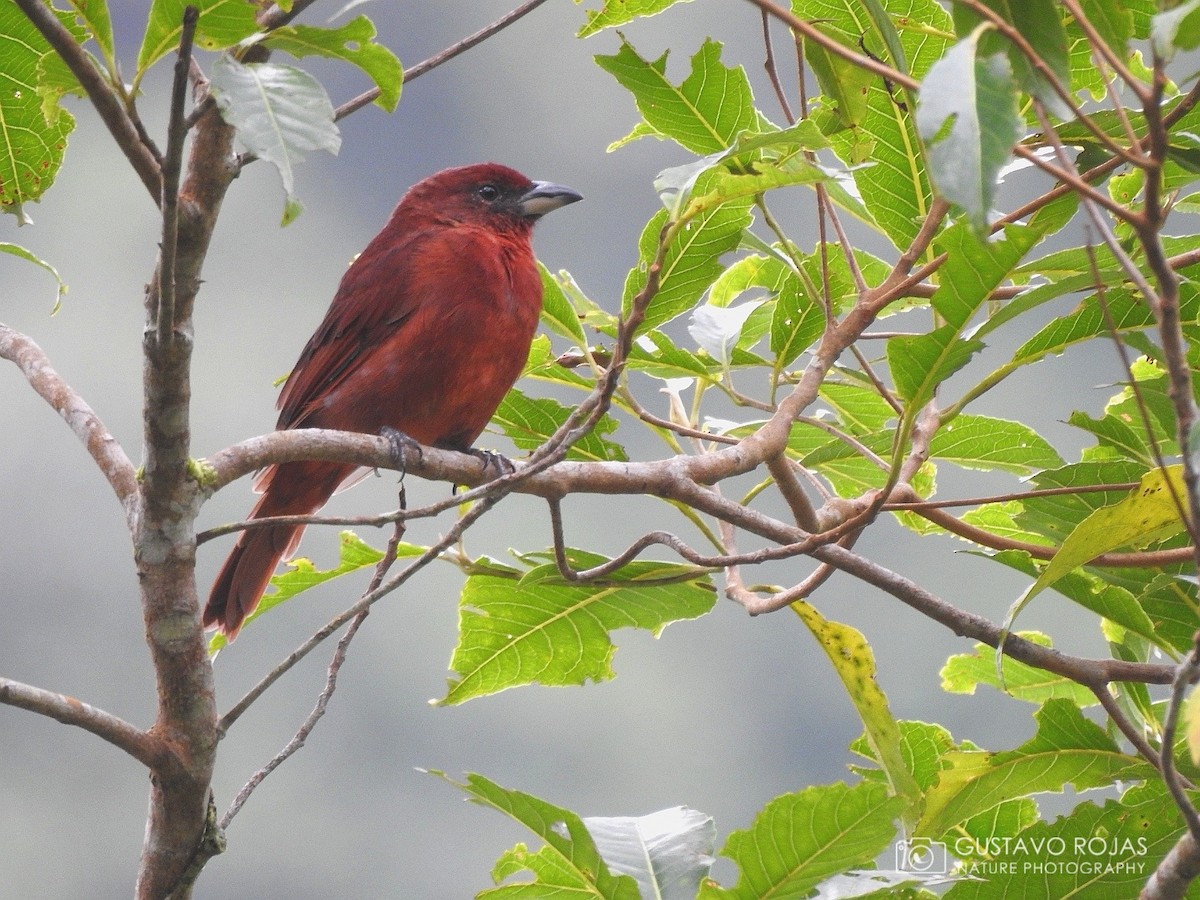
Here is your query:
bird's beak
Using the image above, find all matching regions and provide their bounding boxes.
[519,181,583,219]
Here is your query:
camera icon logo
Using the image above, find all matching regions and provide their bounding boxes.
[895,838,950,874]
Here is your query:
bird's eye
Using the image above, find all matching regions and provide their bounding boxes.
[477,184,499,202]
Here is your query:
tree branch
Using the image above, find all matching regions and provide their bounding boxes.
[0,324,138,525]
[0,676,166,770]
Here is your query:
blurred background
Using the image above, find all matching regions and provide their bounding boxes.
[0,1,1151,897]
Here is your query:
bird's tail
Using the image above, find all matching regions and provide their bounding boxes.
[204,461,354,639]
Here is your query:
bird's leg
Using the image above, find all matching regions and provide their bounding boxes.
[380,426,422,480]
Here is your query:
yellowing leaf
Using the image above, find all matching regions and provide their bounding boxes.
[1186,684,1200,766]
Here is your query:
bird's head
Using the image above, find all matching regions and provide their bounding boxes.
[400,163,582,232]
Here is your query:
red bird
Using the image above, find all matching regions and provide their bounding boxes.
[204,163,582,637]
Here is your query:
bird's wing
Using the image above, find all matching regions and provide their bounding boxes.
[275,225,437,430]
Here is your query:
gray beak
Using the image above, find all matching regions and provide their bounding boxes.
[519,181,583,219]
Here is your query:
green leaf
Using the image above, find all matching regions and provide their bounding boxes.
[916,29,1021,230]
[440,562,715,705]
[953,0,1070,117]
[262,16,403,112]
[770,277,824,368]
[207,531,424,653]
[700,782,906,899]
[1,243,67,312]
[941,633,1097,706]
[819,382,897,434]
[1015,466,1187,616]
[585,807,716,900]
[887,325,984,408]
[209,55,341,226]
[803,24,875,127]
[538,264,587,345]
[806,0,950,249]
[137,0,259,79]
[434,771,641,899]
[932,222,1041,329]
[626,329,716,381]
[65,0,115,68]
[577,0,691,37]
[1078,0,1133,62]
[622,196,753,334]
[918,699,1150,838]
[930,414,1062,474]
[492,390,627,461]
[792,602,923,821]
[0,4,77,218]
[596,37,763,155]
[983,550,1164,651]
[944,790,1184,898]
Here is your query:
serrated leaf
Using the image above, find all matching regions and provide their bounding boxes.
[930,414,1062,474]
[492,390,626,461]
[209,56,341,225]
[66,0,115,66]
[770,277,824,368]
[538,264,587,345]
[434,771,641,899]
[1011,285,1199,367]
[941,633,1096,706]
[207,531,425,652]
[943,790,1183,898]
[806,0,950,250]
[596,37,763,155]
[1078,0,1133,62]
[440,564,715,705]
[953,0,1070,118]
[137,0,259,78]
[1,243,67,312]
[918,699,1150,839]
[916,29,1021,230]
[819,382,897,434]
[577,0,691,37]
[0,4,76,217]
[623,196,753,334]
[700,782,906,899]
[932,222,1040,329]
[585,807,716,900]
[887,325,984,408]
[792,602,923,822]
[263,16,403,112]
[804,23,875,128]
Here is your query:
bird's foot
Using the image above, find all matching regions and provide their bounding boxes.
[380,427,422,479]
[466,447,516,478]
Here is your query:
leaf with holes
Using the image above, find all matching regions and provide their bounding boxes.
[0,4,77,220]
[263,16,403,112]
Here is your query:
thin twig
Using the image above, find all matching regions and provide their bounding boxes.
[334,0,555,121]
[158,6,199,345]
[1160,635,1200,843]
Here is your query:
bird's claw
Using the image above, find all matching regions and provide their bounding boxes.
[380,426,422,479]
[468,447,516,478]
